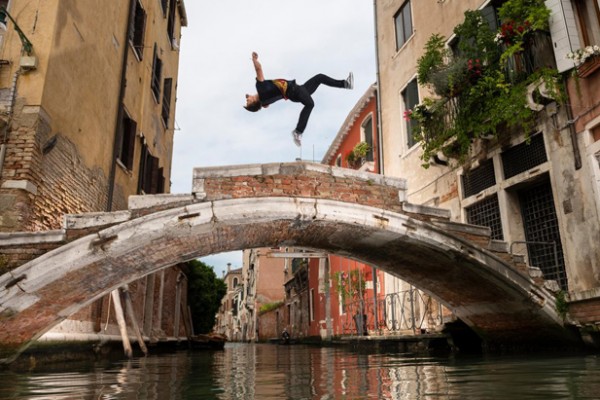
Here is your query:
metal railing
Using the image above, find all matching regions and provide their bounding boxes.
[341,287,445,336]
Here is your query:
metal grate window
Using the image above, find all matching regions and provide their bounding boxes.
[466,194,504,240]
[519,180,567,290]
[462,158,496,198]
[502,134,547,179]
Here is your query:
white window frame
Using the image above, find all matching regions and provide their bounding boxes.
[400,78,420,152]
[394,0,413,51]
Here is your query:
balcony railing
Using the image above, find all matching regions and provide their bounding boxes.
[340,288,446,336]
[505,30,556,83]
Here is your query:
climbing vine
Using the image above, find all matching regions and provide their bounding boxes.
[410,0,563,167]
[332,269,366,304]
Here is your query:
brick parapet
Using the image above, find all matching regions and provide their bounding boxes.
[193,162,408,213]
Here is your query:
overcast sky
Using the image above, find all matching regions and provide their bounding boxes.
[171,1,377,276]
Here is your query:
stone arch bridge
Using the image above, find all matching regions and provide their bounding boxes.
[0,162,579,363]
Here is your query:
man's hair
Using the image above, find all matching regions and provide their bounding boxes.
[244,102,261,112]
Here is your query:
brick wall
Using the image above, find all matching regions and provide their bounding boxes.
[257,305,287,341]
[568,298,600,325]
[0,105,110,232]
[196,164,407,214]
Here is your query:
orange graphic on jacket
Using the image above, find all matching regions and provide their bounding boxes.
[272,79,288,99]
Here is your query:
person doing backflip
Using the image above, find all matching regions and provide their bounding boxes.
[244,52,353,147]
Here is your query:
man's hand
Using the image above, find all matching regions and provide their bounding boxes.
[251,51,264,81]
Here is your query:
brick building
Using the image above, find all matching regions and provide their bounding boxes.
[0,1,191,350]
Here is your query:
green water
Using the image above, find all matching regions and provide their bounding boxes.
[0,343,599,399]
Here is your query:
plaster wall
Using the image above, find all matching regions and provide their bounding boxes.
[376,0,483,186]
[376,0,600,294]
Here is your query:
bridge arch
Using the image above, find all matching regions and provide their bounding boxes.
[0,195,573,363]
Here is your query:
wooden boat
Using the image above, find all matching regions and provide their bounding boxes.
[190,333,227,350]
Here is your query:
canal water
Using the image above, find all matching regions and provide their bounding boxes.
[0,343,599,399]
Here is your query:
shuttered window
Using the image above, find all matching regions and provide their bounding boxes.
[130,0,146,60]
[547,0,581,72]
[151,44,163,101]
[118,112,136,171]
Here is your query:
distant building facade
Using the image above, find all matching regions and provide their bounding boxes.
[214,251,287,342]
[215,264,243,341]
[240,248,286,342]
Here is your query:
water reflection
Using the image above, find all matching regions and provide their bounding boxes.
[0,344,599,399]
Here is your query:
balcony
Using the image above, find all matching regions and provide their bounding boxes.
[411,7,562,166]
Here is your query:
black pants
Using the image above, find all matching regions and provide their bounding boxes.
[287,74,346,134]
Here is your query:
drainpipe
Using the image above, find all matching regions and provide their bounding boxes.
[106,0,136,211]
[563,76,582,171]
[373,0,384,175]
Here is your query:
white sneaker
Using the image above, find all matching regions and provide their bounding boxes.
[345,72,354,89]
[292,130,302,147]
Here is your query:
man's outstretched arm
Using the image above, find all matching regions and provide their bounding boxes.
[252,52,265,82]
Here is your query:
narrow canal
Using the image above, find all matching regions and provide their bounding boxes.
[1,343,599,399]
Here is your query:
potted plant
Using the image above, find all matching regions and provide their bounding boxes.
[346,141,371,168]
[567,45,600,78]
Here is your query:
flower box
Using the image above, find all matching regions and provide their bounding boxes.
[577,56,600,78]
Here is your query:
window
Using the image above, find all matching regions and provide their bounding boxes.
[309,288,315,322]
[151,44,163,101]
[518,180,567,290]
[118,111,136,170]
[401,79,419,149]
[162,78,173,127]
[335,154,342,167]
[339,292,346,315]
[466,194,504,240]
[160,0,168,16]
[547,0,582,72]
[462,158,496,198]
[0,0,9,26]
[361,115,374,162]
[394,1,413,51]
[138,141,165,194]
[130,0,146,60]
[501,134,547,179]
[574,0,600,46]
[167,0,177,43]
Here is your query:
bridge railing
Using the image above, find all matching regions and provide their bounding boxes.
[341,288,447,336]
